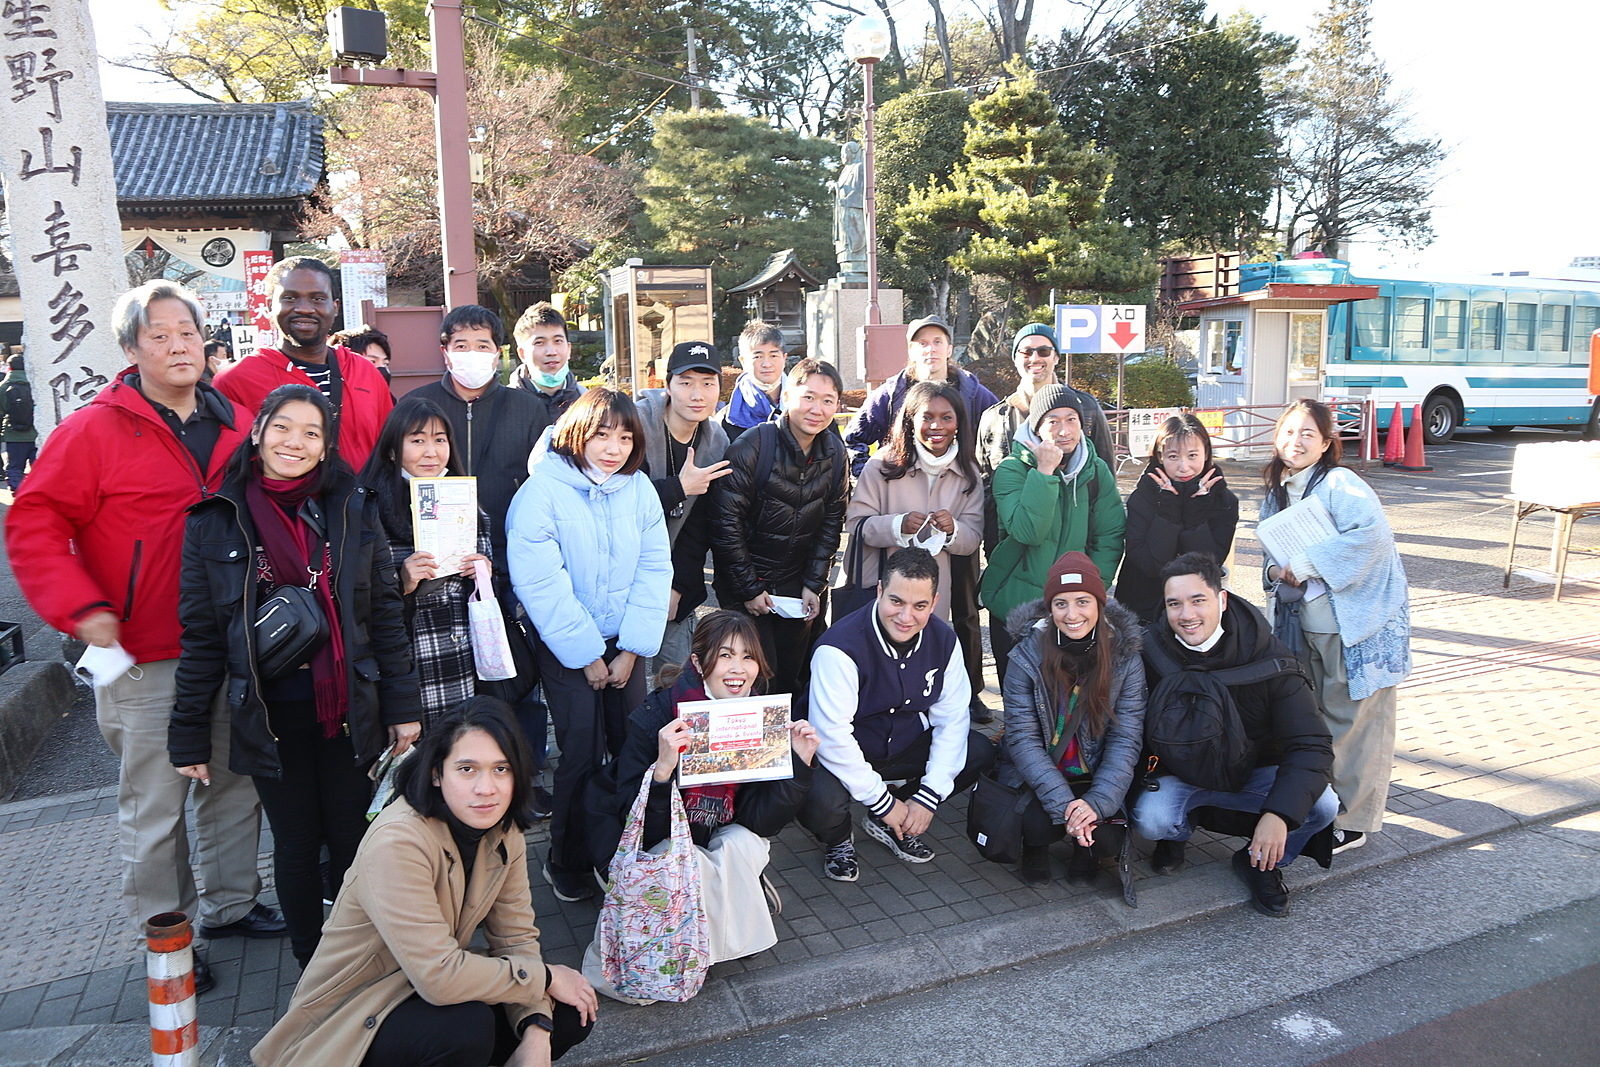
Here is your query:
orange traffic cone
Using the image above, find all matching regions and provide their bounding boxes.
[1394,403,1433,472]
[1382,402,1405,466]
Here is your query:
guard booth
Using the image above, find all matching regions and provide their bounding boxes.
[601,263,715,393]
[1172,257,1378,453]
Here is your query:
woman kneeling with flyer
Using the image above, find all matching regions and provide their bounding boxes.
[583,610,817,1003]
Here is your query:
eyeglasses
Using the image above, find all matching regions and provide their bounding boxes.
[1019,346,1056,358]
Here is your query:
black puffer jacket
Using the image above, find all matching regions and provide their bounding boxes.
[169,467,423,778]
[709,419,849,603]
[1141,594,1331,830]
[1116,470,1239,623]
[586,667,814,871]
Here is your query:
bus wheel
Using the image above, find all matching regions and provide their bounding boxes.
[1423,393,1459,444]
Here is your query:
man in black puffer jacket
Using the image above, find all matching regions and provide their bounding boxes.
[1133,552,1336,918]
[709,358,849,705]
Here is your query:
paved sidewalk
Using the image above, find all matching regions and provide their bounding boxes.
[2,565,1598,1065]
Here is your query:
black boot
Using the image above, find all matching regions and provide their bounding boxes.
[1018,845,1051,887]
[1065,841,1098,886]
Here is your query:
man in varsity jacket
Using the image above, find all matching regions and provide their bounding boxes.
[799,547,995,881]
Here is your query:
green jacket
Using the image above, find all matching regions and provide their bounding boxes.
[980,437,1125,622]
[0,371,36,443]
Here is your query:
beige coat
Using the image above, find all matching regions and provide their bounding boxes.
[252,800,553,1067]
[838,452,983,619]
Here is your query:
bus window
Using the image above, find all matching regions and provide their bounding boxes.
[1540,303,1570,354]
[1435,298,1466,348]
[1507,302,1538,350]
[1395,297,1429,348]
[1575,305,1600,355]
[1353,298,1390,348]
[1470,301,1502,350]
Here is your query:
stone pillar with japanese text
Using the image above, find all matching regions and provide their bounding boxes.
[0,0,128,436]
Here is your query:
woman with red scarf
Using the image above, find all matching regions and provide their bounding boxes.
[171,384,422,967]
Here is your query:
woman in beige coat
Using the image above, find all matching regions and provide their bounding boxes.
[253,698,597,1067]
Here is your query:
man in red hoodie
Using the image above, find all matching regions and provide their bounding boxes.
[214,256,394,469]
[6,282,284,993]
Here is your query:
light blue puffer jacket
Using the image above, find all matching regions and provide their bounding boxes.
[506,430,671,669]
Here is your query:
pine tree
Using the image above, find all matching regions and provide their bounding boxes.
[639,110,834,336]
[896,62,1155,323]
[1279,0,1444,256]
[1051,0,1294,255]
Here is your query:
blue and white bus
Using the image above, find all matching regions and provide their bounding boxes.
[1323,267,1600,443]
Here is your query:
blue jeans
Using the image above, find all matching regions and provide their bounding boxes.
[1131,766,1338,867]
[5,441,34,491]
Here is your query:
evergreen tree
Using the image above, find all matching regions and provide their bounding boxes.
[896,62,1155,324]
[1278,0,1444,256]
[1050,1,1294,254]
[638,110,834,337]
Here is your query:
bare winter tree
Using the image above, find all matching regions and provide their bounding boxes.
[1276,0,1444,258]
[311,30,638,309]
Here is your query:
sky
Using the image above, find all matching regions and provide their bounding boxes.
[86,0,1600,277]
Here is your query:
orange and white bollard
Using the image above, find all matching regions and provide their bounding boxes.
[145,912,200,1066]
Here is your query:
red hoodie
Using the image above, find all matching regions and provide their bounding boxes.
[5,370,248,663]
[213,345,394,470]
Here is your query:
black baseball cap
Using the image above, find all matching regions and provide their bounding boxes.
[666,341,720,377]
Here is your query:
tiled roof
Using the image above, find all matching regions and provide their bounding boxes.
[106,101,325,205]
[725,248,822,294]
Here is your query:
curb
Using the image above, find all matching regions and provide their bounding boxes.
[557,789,1600,1066]
[0,626,76,798]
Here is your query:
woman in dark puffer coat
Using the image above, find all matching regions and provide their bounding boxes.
[996,551,1146,893]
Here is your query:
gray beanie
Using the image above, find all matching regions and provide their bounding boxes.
[1028,384,1084,433]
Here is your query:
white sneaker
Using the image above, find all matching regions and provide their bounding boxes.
[1331,829,1366,855]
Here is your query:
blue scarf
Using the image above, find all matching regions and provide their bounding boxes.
[726,372,780,428]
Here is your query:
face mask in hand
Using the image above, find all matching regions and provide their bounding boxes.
[449,351,498,390]
[911,515,949,556]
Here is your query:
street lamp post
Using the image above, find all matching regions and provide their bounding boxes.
[843,15,891,328]
[329,1,477,308]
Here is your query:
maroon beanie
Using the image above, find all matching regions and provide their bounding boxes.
[1044,551,1106,607]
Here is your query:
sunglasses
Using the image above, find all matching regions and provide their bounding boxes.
[1019,346,1057,358]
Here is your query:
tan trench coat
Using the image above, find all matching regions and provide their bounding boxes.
[252,800,553,1067]
[838,453,984,620]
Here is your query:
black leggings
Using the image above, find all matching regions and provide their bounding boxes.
[1020,778,1125,856]
[361,997,592,1067]
[251,706,372,965]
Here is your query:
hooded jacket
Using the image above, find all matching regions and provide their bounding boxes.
[214,345,394,470]
[1142,593,1332,830]
[169,467,422,777]
[980,433,1126,624]
[506,430,671,670]
[996,597,1146,822]
[708,417,849,604]
[5,370,247,662]
[1117,468,1239,623]
[843,366,998,476]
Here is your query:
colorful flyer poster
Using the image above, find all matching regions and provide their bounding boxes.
[675,695,794,787]
[409,476,478,576]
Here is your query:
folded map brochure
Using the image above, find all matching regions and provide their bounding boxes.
[675,695,794,788]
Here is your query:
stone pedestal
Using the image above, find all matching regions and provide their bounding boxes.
[805,281,903,393]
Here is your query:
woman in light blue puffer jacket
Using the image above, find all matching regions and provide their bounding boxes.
[507,387,671,902]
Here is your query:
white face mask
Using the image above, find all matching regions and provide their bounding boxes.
[449,351,498,390]
[911,515,949,556]
[75,643,140,688]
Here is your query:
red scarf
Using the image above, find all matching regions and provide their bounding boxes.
[245,464,348,738]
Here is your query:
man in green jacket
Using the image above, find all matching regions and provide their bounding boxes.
[981,384,1125,683]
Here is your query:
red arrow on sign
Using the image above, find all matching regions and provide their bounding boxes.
[1107,320,1139,350]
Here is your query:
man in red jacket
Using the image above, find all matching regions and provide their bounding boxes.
[214,256,394,469]
[6,282,284,993]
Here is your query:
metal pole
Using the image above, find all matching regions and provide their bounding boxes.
[861,58,881,326]
[429,0,478,308]
[686,26,700,110]
[146,912,199,1066]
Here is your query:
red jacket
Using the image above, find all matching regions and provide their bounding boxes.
[5,371,248,663]
[213,345,395,470]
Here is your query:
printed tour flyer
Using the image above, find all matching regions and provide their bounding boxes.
[410,476,478,576]
[676,695,794,787]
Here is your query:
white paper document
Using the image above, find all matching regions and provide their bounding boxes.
[1256,496,1337,602]
[410,477,478,576]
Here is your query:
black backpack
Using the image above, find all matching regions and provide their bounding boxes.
[1143,637,1302,793]
[2,381,33,434]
